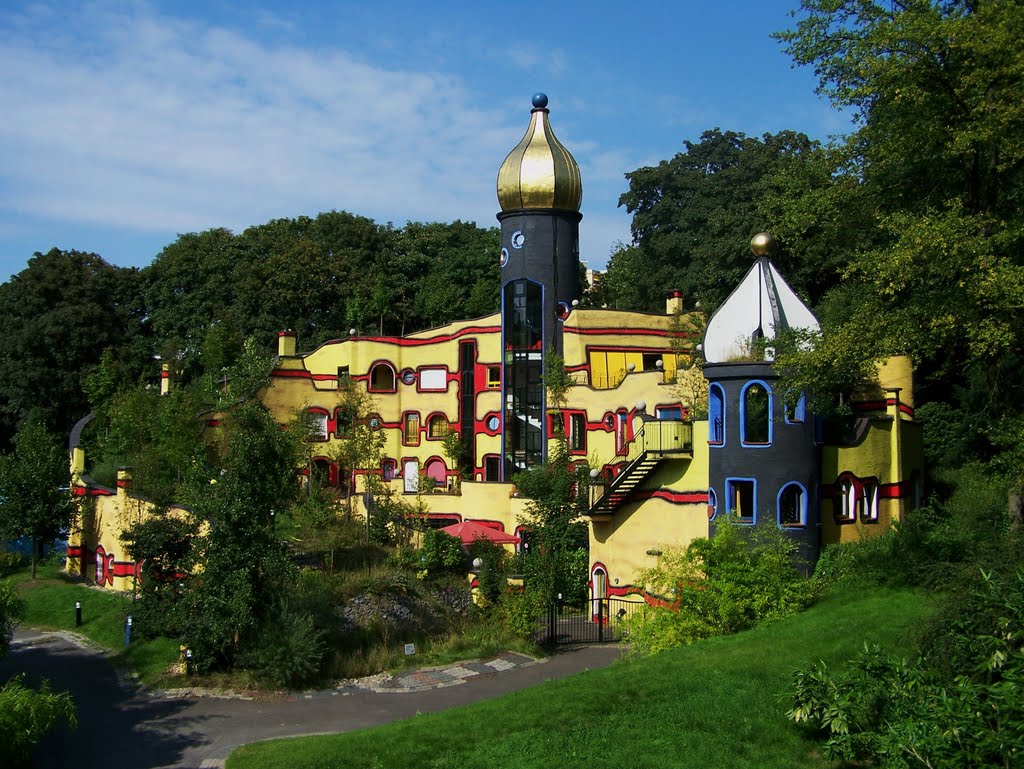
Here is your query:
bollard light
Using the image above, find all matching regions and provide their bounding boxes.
[75,601,82,627]
[124,615,133,646]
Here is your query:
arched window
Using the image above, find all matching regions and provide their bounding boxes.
[427,414,449,439]
[424,457,447,489]
[861,481,879,522]
[311,458,336,488]
[381,459,397,482]
[709,383,725,445]
[778,483,806,528]
[707,487,718,520]
[838,478,857,522]
[369,362,396,392]
[591,565,608,622]
[741,381,772,446]
[308,409,328,441]
[784,391,806,424]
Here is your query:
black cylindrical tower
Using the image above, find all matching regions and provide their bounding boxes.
[496,94,583,478]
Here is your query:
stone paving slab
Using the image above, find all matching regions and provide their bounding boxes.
[347,650,542,693]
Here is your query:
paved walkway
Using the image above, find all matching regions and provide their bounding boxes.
[1,629,624,769]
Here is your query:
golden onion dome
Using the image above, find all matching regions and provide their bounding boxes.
[497,93,582,213]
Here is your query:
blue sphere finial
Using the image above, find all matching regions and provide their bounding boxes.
[532,92,548,109]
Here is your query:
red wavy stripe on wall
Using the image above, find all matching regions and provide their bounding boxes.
[565,326,685,338]
[607,585,678,609]
[72,486,114,497]
[851,399,915,417]
[631,489,709,505]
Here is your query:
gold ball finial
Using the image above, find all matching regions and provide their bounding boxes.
[751,232,775,257]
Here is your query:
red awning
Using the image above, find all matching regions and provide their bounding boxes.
[440,521,521,545]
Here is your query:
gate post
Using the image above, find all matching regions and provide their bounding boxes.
[598,597,604,642]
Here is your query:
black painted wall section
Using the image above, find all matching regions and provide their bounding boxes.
[704,361,821,570]
[498,208,581,355]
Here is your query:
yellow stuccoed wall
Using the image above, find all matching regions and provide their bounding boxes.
[589,421,710,594]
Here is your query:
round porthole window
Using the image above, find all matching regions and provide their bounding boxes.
[400,369,416,386]
[487,415,500,431]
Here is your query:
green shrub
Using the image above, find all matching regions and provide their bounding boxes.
[419,529,465,576]
[499,589,545,639]
[624,517,814,654]
[240,601,327,689]
[789,568,1024,768]
[0,580,25,657]
[0,675,77,767]
[0,550,26,578]
[468,540,507,606]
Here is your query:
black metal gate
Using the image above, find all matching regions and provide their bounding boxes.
[536,596,645,645]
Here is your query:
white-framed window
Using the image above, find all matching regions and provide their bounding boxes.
[861,481,879,522]
[778,483,806,528]
[309,409,328,441]
[838,478,857,522]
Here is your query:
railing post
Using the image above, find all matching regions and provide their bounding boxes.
[598,598,604,642]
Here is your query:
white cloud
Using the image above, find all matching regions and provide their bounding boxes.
[0,2,522,240]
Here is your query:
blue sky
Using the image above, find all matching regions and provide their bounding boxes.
[0,1,849,283]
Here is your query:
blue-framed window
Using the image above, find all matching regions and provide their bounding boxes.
[778,482,807,528]
[709,383,725,446]
[740,380,772,446]
[784,391,806,424]
[708,487,718,520]
[726,477,757,524]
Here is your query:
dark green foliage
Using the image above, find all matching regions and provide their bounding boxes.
[0,249,146,447]
[120,512,198,638]
[770,0,1024,475]
[625,517,815,655]
[182,402,301,672]
[238,599,327,689]
[0,550,26,578]
[0,418,75,579]
[0,580,24,657]
[0,675,77,768]
[608,129,835,312]
[142,215,500,360]
[514,441,589,605]
[469,540,508,606]
[419,529,465,577]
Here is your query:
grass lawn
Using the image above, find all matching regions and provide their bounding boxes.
[3,564,180,684]
[227,588,931,769]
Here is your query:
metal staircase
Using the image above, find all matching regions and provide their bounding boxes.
[588,420,693,517]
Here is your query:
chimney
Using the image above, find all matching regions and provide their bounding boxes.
[160,362,171,396]
[116,467,133,495]
[278,330,297,357]
[666,289,684,315]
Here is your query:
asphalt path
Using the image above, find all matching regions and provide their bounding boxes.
[1,629,624,769]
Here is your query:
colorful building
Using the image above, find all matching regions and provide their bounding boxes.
[67,94,923,604]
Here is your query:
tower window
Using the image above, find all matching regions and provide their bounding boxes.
[726,478,756,524]
[778,483,806,528]
[709,384,725,445]
[741,381,772,446]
